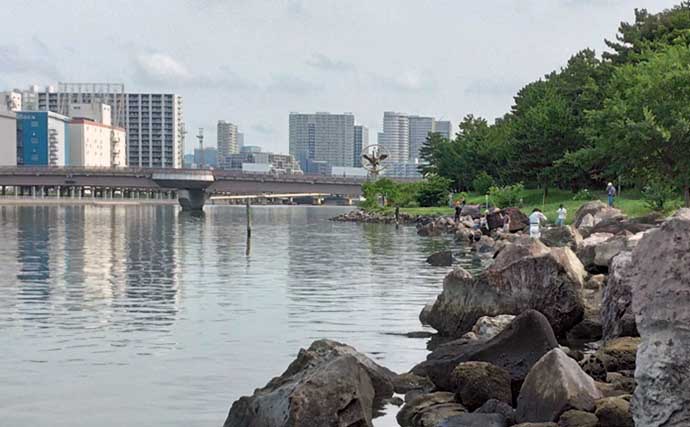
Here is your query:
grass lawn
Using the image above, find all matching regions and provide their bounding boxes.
[390,188,659,225]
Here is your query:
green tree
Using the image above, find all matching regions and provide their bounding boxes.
[586,45,690,206]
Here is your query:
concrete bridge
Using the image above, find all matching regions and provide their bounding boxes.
[0,167,366,210]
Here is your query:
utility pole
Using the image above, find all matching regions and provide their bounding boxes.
[196,128,205,169]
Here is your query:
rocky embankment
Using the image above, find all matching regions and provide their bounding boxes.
[224,202,685,427]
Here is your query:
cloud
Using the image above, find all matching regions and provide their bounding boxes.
[368,69,436,93]
[464,79,523,97]
[267,73,322,94]
[306,53,355,72]
[133,52,191,84]
[0,43,61,79]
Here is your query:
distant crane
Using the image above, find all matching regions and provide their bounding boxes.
[196,128,205,169]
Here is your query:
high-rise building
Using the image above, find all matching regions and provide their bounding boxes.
[380,112,410,163]
[289,112,355,173]
[237,132,244,151]
[408,116,434,163]
[434,120,452,140]
[194,147,218,168]
[34,83,184,168]
[217,120,239,167]
[0,91,22,112]
[353,125,368,167]
[241,145,262,153]
[0,110,16,165]
[16,111,71,166]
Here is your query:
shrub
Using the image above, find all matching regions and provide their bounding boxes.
[416,176,453,207]
[572,189,598,201]
[472,172,495,194]
[642,179,677,211]
[488,183,525,208]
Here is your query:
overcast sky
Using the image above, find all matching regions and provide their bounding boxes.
[0,0,679,154]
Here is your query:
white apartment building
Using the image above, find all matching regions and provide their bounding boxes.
[68,103,126,167]
[0,91,22,112]
[0,110,16,166]
[289,112,355,173]
[35,84,184,168]
[217,120,239,168]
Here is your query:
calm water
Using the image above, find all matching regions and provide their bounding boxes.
[0,205,483,427]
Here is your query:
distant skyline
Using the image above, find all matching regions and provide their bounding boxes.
[0,0,679,154]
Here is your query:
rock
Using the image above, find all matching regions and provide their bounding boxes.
[576,232,614,271]
[423,240,585,338]
[475,399,516,425]
[629,209,690,427]
[412,310,559,395]
[427,251,454,266]
[578,213,595,231]
[502,207,529,232]
[455,226,473,242]
[472,235,496,254]
[595,396,633,427]
[516,348,602,423]
[461,205,482,219]
[585,274,606,290]
[594,337,639,373]
[451,362,512,411]
[592,234,631,269]
[393,372,435,395]
[573,201,625,230]
[589,216,658,236]
[396,392,466,427]
[418,222,443,237]
[605,372,635,395]
[540,225,583,252]
[579,354,607,382]
[567,276,603,342]
[440,413,507,427]
[557,409,598,427]
[223,339,396,427]
[420,303,434,326]
[468,314,515,341]
[601,252,638,340]
[512,423,558,427]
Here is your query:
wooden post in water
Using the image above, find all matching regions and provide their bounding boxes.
[395,206,400,229]
[246,200,252,255]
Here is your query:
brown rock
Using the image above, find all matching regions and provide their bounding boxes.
[557,409,598,427]
[595,396,633,427]
[451,361,512,411]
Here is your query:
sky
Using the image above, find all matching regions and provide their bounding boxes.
[0,0,680,155]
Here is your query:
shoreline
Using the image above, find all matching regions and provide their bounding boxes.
[0,197,178,206]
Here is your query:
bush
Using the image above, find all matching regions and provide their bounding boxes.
[642,179,677,211]
[572,189,598,201]
[472,172,495,194]
[417,176,453,207]
[488,183,525,208]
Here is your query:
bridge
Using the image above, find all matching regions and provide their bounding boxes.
[0,167,366,210]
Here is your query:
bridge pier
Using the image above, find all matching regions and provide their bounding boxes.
[177,189,207,211]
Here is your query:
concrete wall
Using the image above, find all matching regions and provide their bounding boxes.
[0,110,16,166]
[69,120,127,167]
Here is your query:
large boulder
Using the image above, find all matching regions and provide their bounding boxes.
[595,396,633,427]
[557,410,598,427]
[595,337,639,373]
[461,204,482,219]
[601,252,638,340]
[475,399,516,426]
[451,362,512,411]
[629,209,690,426]
[516,348,603,423]
[573,201,625,230]
[412,310,559,394]
[502,207,529,232]
[223,340,396,427]
[427,251,454,266]
[396,392,466,427]
[423,239,585,338]
[540,226,583,252]
[439,413,507,427]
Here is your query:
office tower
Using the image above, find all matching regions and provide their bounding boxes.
[217,120,239,168]
[380,112,409,163]
[408,115,434,163]
[35,83,184,168]
[434,120,452,139]
[237,132,244,151]
[289,112,355,173]
[353,125,368,167]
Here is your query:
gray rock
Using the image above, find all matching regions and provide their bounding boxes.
[474,399,516,425]
[393,372,435,395]
[595,396,633,427]
[423,240,585,338]
[223,339,395,427]
[595,337,639,373]
[540,225,583,252]
[629,210,690,426]
[468,314,515,341]
[412,310,559,395]
[577,232,614,271]
[396,392,466,427]
[516,348,602,423]
[451,362,512,411]
[512,423,558,427]
[427,251,454,266]
[602,252,638,340]
[557,409,598,427]
[573,201,625,230]
[502,207,529,232]
[440,413,507,427]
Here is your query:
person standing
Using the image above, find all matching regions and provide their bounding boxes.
[454,201,461,223]
[556,204,567,226]
[607,182,617,207]
[502,212,511,233]
[528,208,547,238]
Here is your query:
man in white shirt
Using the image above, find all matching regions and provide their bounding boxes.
[556,204,567,226]
[529,208,547,238]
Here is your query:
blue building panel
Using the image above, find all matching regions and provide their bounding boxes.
[16,112,49,166]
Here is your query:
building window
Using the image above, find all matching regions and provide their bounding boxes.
[31,137,39,144]
[31,121,39,128]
